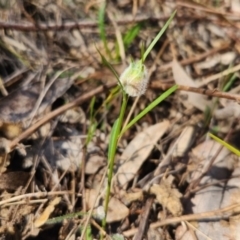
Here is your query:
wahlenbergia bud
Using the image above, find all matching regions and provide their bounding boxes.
[119,60,149,97]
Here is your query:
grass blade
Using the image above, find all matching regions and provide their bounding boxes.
[142,10,176,62]
[209,132,240,156]
[120,85,178,136]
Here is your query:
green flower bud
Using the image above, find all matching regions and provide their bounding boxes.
[119,60,149,97]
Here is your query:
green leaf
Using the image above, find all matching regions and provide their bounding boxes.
[120,85,178,136]
[123,24,141,48]
[209,133,240,156]
[142,10,177,62]
[108,118,121,160]
[98,2,111,58]
[96,47,123,90]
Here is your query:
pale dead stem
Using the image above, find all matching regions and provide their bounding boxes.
[151,82,240,102]
[159,43,230,72]
[123,202,240,237]
[0,191,71,206]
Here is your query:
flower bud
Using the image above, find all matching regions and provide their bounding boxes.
[119,60,149,97]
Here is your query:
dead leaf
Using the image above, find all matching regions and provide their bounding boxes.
[186,140,235,240]
[172,60,210,111]
[214,102,240,119]
[85,155,105,175]
[172,126,195,157]
[86,189,129,223]
[115,121,170,188]
[150,175,183,217]
[34,197,61,228]
[106,197,129,223]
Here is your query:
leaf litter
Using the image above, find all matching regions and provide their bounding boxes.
[0,0,240,239]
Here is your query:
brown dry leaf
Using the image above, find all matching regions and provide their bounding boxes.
[187,140,235,240]
[214,102,240,119]
[85,155,105,175]
[85,188,99,210]
[85,189,129,223]
[34,197,61,228]
[172,126,195,157]
[172,60,210,111]
[220,165,240,240]
[191,140,233,182]
[106,197,129,223]
[115,121,170,188]
[121,189,144,205]
[194,55,221,70]
[150,175,183,217]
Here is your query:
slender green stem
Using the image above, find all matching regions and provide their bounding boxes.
[142,10,176,62]
[101,92,128,233]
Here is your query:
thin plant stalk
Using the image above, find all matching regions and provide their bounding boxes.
[101,91,128,231]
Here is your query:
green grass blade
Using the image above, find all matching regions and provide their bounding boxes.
[209,133,240,156]
[120,85,178,136]
[96,47,123,90]
[142,10,176,62]
[108,118,121,160]
[223,73,237,92]
[98,2,111,58]
[123,24,141,48]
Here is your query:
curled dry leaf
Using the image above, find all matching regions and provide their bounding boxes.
[121,189,144,206]
[172,60,210,111]
[214,102,240,119]
[85,155,105,175]
[85,189,129,223]
[116,121,170,189]
[150,175,183,217]
[106,197,129,223]
[172,126,195,158]
[187,140,235,240]
[34,197,61,228]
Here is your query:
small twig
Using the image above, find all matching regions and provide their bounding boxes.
[159,43,230,72]
[0,191,71,206]
[151,82,240,102]
[123,202,240,237]
[133,197,154,240]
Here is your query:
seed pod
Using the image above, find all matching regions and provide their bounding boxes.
[119,60,149,97]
